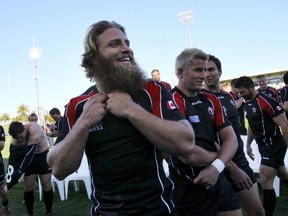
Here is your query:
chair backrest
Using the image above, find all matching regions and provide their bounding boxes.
[76,153,89,175]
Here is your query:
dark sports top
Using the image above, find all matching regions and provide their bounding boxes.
[201,89,244,161]
[161,81,172,91]
[61,80,185,215]
[280,86,288,119]
[169,87,230,180]
[0,125,5,158]
[280,86,288,104]
[54,116,63,132]
[54,116,63,144]
[257,86,280,103]
[245,92,284,146]
[0,126,5,142]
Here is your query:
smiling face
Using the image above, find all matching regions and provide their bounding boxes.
[235,86,254,101]
[257,77,268,90]
[93,28,145,96]
[97,28,134,67]
[178,59,207,97]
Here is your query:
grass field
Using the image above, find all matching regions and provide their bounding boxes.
[2,125,288,215]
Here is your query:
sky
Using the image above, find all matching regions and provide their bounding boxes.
[1,1,288,118]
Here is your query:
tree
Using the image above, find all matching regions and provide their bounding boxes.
[16,104,29,122]
[0,113,10,123]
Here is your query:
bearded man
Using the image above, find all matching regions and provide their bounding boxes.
[47,20,196,216]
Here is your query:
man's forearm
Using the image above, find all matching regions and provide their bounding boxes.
[47,117,89,180]
[180,146,217,166]
[128,105,195,157]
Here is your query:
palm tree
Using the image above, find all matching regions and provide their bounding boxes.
[16,104,29,122]
[0,113,10,123]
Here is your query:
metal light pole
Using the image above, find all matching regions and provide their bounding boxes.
[29,39,44,125]
[178,10,193,48]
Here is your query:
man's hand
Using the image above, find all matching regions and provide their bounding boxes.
[230,166,253,190]
[193,165,220,189]
[81,93,108,128]
[246,145,255,160]
[106,92,137,119]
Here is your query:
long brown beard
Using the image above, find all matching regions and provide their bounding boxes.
[93,55,146,98]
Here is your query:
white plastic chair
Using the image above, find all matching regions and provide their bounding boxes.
[64,153,92,200]
[38,175,65,201]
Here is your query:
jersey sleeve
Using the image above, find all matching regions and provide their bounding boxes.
[144,81,186,121]
[0,126,5,142]
[259,94,284,118]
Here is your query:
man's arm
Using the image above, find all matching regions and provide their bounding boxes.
[47,130,59,138]
[193,126,238,188]
[234,97,244,109]
[273,112,288,145]
[27,123,44,145]
[283,101,288,113]
[179,146,217,166]
[214,126,238,165]
[246,126,255,160]
[47,93,108,180]
[106,92,195,158]
[225,161,253,190]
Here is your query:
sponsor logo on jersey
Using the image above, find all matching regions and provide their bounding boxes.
[276,106,282,111]
[252,107,257,114]
[89,122,104,132]
[189,115,200,123]
[191,100,202,106]
[208,106,215,117]
[166,100,176,110]
[262,156,270,160]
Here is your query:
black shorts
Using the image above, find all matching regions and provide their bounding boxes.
[173,173,241,216]
[259,137,287,170]
[225,154,257,192]
[0,154,5,182]
[25,150,52,176]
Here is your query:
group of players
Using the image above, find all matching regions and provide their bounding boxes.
[1,20,288,216]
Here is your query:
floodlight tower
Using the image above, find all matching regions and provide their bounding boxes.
[178,10,193,48]
[29,39,44,125]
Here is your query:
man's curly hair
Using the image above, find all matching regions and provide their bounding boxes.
[9,121,24,139]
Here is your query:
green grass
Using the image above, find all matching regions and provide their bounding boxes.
[7,176,91,215]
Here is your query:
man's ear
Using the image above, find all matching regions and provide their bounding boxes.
[177,68,183,77]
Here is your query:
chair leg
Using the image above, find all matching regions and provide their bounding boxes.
[38,177,43,202]
[73,180,79,191]
[55,181,65,201]
[83,180,92,199]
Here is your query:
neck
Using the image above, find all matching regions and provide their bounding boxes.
[204,84,220,93]
[251,89,258,100]
[177,84,197,97]
[95,82,105,94]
